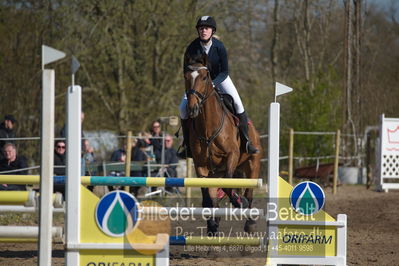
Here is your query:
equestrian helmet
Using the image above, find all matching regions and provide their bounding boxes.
[196,16,216,32]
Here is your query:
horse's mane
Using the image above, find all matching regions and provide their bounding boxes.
[187,52,208,69]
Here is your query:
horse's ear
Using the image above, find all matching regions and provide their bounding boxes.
[202,53,209,67]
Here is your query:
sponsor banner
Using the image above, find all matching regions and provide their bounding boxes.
[268,178,336,258]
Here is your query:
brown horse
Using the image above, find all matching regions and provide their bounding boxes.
[184,54,262,235]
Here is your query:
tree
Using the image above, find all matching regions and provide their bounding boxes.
[59,0,198,133]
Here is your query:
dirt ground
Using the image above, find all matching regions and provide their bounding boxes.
[0,185,398,266]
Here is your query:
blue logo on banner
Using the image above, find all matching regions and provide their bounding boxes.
[95,190,139,237]
[290,181,325,215]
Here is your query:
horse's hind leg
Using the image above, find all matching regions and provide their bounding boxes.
[201,187,220,236]
[243,186,257,233]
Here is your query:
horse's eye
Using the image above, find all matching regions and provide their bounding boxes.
[202,76,207,81]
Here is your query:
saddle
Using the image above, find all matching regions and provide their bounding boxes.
[219,93,239,126]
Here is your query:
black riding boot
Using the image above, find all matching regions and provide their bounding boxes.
[237,112,259,154]
[177,119,192,159]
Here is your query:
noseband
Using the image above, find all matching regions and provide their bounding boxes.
[186,65,213,105]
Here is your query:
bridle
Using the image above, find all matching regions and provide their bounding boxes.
[186,65,214,107]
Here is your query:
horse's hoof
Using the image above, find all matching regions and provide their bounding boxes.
[207,228,219,236]
[230,192,249,208]
[244,219,257,233]
[207,230,218,237]
[207,220,219,236]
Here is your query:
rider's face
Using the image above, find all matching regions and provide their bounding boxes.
[197,26,213,41]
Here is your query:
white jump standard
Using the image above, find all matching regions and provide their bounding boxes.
[377,114,399,192]
[265,84,347,266]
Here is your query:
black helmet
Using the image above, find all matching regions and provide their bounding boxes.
[196,16,216,32]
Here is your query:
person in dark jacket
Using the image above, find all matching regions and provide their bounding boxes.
[54,140,66,175]
[0,115,17,161]
[161,134,179,193]
[110,148,126,163]
[148,120,163,161]
[162,134,178,178]
[178,16,258,157]
[54,140,66,194]
[0,143,27,191]
[131,139,150,177]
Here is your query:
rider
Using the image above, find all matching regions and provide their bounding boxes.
[178,16,259,158]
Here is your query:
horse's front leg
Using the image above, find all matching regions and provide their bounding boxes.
[242,157,261,233]
[243,187,256,233]
[222,153,249,208]
[201,187,220,236]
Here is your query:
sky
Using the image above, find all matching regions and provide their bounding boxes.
[369,0,399,21]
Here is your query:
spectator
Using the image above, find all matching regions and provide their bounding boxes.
[54,140,66,194]
[83,139,95,163]
[0,143,27,191]
[0,115,17,161]
[107,147,126,192]
[110,147,126,172]
[149,120,163,161]
[131,135,153,196]
[159,135,179,193]
[111,148,126,163]
[54,140,66,175]
[131,137,151,178]
[83,139,96,175]
[162,134,179,178]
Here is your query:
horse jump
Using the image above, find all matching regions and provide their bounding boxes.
[28,49,347,265]
[0,79,348,265]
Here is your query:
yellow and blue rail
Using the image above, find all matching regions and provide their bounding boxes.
[0,175,262,188]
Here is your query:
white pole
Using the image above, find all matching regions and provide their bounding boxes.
[65,85,82,265]
[267,83,292,265]
[378,114,385,192]
[0,226,63,240]
[0,206,65,213]
[39,45,65,266]
[38,69,55,265]
[267,102,280,262]
[268,103,280,199]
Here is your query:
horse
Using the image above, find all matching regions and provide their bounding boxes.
[183,53,262,235]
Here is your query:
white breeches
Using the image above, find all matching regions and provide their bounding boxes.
[179,76,245,119]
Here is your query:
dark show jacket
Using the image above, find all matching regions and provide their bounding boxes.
[183,37,228,87]
[54,152,66,176]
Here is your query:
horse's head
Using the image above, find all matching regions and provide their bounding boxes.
[184,54,212,118]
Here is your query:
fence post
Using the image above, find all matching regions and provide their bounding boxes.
[39,69,55,266]
[186,158,193,206]
[288,128,294,185]
[124,131,132,192]
[333,129,341,194]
